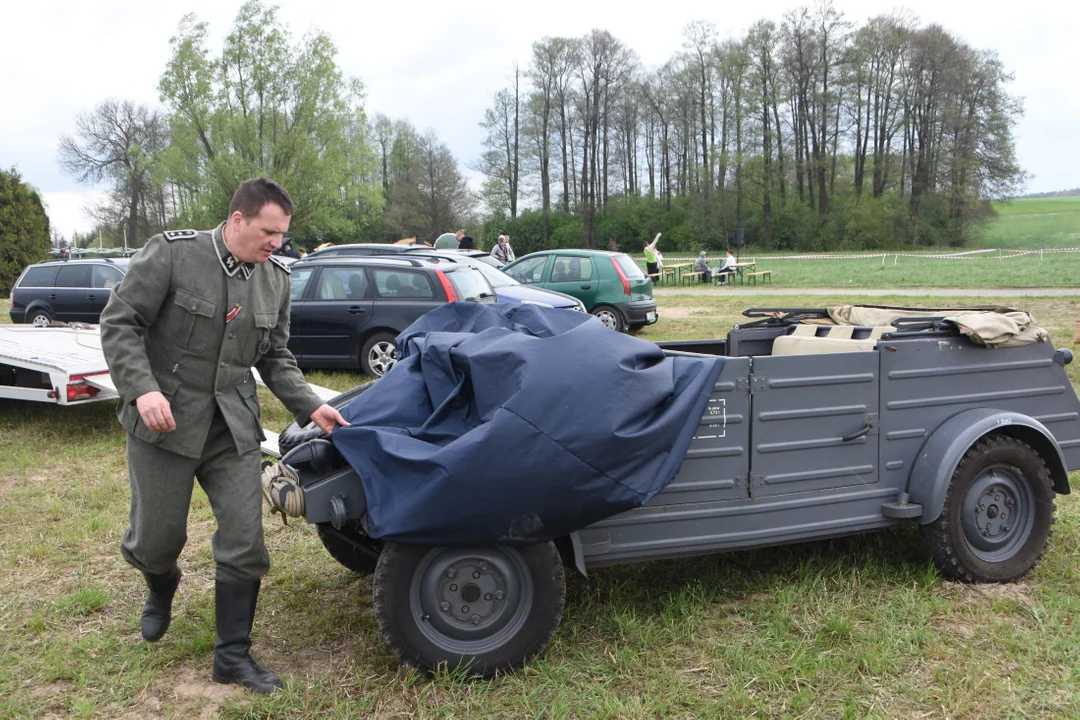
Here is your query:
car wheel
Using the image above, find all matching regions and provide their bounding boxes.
[361,332,398,377]
[373,541,565,677]
[590,305,626,333]
[316,522,382,576]
[29,309,53,327]
[922,435,1055,583]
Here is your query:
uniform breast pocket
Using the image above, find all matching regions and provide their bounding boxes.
[172,289,217,354]
[241,312,276,366]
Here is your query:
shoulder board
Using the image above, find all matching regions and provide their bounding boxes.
[268,255,292,274]
[163,229,198,242]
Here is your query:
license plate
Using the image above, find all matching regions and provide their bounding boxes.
[646,311,657,323]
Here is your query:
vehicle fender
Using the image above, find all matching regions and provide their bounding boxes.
[907,408,1070,525]
[553,532,587,577]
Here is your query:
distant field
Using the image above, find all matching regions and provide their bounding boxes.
[983,196,1080,249]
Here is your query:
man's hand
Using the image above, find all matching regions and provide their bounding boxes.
[136,391,176,433]
[310,404,350,434]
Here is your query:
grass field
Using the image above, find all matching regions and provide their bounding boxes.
[5,294,1080,718]
[983,197,1080,250]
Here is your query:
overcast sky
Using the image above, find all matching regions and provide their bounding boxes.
[4,0,1077,240]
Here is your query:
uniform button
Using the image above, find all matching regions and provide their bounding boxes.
[190,304,197,311]
[219,362,226,368]
[228,333,235,339]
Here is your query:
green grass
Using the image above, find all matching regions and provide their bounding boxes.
[4,294,1080,717]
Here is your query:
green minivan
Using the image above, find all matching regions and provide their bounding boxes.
[502,250,658,332]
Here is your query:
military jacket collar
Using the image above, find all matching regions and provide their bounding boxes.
[213,222,255,280]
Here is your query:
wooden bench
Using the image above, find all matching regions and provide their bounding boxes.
[647,273,661,285]
[680,271,704,285]
[746,270,772,285]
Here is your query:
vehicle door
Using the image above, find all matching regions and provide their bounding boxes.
[290,265,374,367]
[369,268,441,332]
[544,254,598,308]
[503,255,551,286]
[285,265,317,361]
[87,264,124,322]
[748,352,880,497]
[52,264,91,321]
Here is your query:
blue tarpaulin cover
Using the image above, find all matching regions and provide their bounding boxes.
[331,303,725,545]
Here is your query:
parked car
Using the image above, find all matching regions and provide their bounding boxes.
[400,249,587,312]
[9,258,129,326]
[501,250,657,332]
[269,305,1080,677]
[287,255,496,376]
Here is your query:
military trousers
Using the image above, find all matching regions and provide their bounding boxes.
[121,409,270,582]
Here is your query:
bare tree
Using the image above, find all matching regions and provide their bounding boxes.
[58,99,169,246]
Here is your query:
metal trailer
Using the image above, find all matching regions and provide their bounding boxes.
[0,324,336,456]
[271,308,1080,677]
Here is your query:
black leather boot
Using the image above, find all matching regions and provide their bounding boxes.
[141,567,181,642]
[211,580,283,694]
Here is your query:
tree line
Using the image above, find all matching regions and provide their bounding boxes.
[477,2,1025,256]
[55,0,1024,257]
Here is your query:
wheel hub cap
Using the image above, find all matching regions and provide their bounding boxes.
[410,548,533,654]
[960,466,1033,561]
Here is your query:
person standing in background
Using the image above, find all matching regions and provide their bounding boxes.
[491,234,515,265]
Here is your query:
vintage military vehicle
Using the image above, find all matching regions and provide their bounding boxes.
[267,306,1079,676]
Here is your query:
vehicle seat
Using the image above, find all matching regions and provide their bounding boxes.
[347,273,367,299]
[410,274,429,296]
[566,258,581,281]
[318,272,347,300]
[385,274,402,297]
[771,324,891,355]
[551,261,568,283]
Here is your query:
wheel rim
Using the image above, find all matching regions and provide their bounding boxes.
[410,547,533,655]
[960,464,1035,562]
[368,341,397,376]
[593,309,619,331]
[32,314,50,328]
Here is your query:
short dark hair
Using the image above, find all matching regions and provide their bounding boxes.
[229,177,293,218]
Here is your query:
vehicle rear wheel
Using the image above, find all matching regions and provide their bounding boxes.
[361,332,398,377]
[316,522,382,575]
[28,309,53,327]
[372,541,565,677]
[922,435,1054,583]
[590,305,626,333]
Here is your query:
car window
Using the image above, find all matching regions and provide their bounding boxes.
[459,258,517,288]
[613,254,646,278]
[446,267,492,301]
[290,267,315,301]
[373,270,433,299]
[505,256,547,284]
[91,265,123,289]
[56,264,90,288]
[18,266,58,287]
[313,267,370,300]
[551,255,592,282]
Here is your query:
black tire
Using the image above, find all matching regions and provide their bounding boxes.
[373,541,566,677]
[922,435,1055,583]
[28,309,53,327]
[590,305,626,333]
[361,332,398,377]
[316,522,382,575]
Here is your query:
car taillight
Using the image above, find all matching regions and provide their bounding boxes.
[435,270,459,302]
[610,257,631,296]
[66,371,108,402]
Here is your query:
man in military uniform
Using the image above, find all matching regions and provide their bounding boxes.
[100,177,348,694]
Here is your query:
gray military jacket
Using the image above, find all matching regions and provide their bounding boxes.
[100,223,324,459]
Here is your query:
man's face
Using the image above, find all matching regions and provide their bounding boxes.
[456,231,464,241]
[227,202,290,263]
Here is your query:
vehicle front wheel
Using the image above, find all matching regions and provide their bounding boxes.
[922,435,1055,583]
[590,305,626,333]
[361,332,398,377]
[28,309,53,327]
[372,541,566,677]
[316,522,382,575]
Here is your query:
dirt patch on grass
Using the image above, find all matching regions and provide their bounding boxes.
[128,668,240,719]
